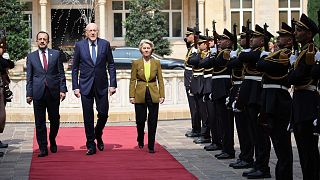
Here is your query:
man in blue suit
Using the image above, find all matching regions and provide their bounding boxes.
[72,23,117,155]
[26,31,67,157]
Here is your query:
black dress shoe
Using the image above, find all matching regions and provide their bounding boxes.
[247,170,271,179]
[50,144,57,153]
[242,168,256,177]
[232,160,253,169]
[0,152,4,157]
[38,149,48,157]
[193,137,211,144]
[216,152,235,159]
[86,148,96,155]
[148,149,155,153]
[96,139,104,151]
[214,152,223,158]
[138,142,144,149]
[205,144,222,151]
[185,132,201,138]
[229,159,242,167]
[0,141,8,148]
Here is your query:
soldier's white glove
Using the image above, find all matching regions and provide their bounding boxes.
[315,51,320,61]
[2,53,10,60]
[225,97,230,106]
[241,48,251,52]
[191,47,198,53]
[289,52,298,65]
[209,93,212,100]
[230,50,238,58]
[260,51,270,58]
[287,123,293,132]
[210,45,218,54]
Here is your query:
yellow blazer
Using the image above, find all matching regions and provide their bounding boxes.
[129,58,165,103]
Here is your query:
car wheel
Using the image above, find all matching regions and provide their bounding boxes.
[172,67,184,70]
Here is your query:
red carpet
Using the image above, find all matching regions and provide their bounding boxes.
[29,126,197,180]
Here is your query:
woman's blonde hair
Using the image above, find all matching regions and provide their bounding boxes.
[138,39,155,53]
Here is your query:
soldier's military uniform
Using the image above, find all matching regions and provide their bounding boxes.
[228,26,254,169]
[288,14,320,180]
[239,24,273,178]
[210,29,234,159]
[184,27,201,138]
[188,35,211,143]
[255,22,293,180]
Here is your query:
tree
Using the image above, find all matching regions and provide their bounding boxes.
[0,0,30,61]
[124,0,172,56]
[308,0,320,47]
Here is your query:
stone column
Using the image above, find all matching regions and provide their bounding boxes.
[98,0,106,39]
[39,0,47,32]
[198,0,205,33]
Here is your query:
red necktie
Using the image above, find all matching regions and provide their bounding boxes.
[42,50,48,71]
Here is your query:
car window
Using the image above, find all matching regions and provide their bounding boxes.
[128,49,142,59]
[112,49,129,58]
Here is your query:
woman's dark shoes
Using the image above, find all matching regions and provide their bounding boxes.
[138,142,144,149]
[96,139,104,151]
[50,144,57,153]
[38,149,48,157]
[0,141,8,148]
[148,149,155,153]
[86,148,96,155]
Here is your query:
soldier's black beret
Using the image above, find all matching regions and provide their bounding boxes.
[219,28,236,42]
[252,24,274,40]
[277,22,293,35]
[186,27,201,36]
[294,13,319,36]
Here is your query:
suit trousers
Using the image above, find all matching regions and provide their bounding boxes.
[33,87,60,150]
[195,94,210,138]
[81,85,109,149]
[135,87,159,150]
[294,122,320,180]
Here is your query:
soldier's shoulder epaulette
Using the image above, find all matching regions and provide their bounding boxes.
[223,49,231,60]
[305,43,316,65]
[264,48,291,65]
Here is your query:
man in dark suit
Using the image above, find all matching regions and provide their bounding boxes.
[72,23,117,155]
[26,31,67,157]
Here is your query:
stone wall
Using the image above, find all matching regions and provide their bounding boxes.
[5,70,191,122]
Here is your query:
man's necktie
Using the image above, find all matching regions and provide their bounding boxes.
[91,43,96,64]
[42,50,48,71]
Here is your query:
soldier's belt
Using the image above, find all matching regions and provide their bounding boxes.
[203,74,212,78]
[185,66,192,71]
[244,76,262,81]
[233,81,242,85]
[193,72,204,76]
[294,85,317,91]
[263,84,288,91]
[212,75,231,79]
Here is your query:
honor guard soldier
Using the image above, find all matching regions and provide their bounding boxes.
[202,36,223,151]
[255,22,294,180]
[209,29,235,159]
[228,26,254,169]
[288,13,320,180]
[238,24,273,178]
[184,27,202,138]
[188,35,211,144]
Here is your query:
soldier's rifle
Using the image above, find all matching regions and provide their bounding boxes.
[318,9,320,46]
[212,20,218,48]
[245,19,251,49]
[233,23,237,51]
[205,28,209,37]
[193,26,199,49]
[291,18,299,52]
[263,23,269,51]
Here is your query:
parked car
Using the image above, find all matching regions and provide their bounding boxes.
[112,47,185,70]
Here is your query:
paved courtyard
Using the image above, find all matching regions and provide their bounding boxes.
[0,120,313,180]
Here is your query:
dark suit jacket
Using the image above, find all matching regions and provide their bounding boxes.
[129,58,165,103]
[26,49,67,100]
[72,38,117,96]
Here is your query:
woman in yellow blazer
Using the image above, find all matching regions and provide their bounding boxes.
[129,39,165,153]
